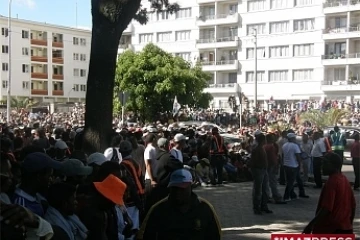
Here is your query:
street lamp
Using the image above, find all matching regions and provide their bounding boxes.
[253,28,258,111]
[6,0,12,123]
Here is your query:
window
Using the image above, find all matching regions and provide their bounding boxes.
[73,68,79,77]
[175,52,191,61]
[73,37,79,45]
[22,47,29,56]
[80,54,86,61]
[246,71,265,82]
[229,4,238,14]
[157,11,169,20]
[228,73,237,83]
[80,85,86,91]
[247,23,266,35]
[294,0,313,6]
[334,68,345,81]
[157,32,172,42]
[22,30,29,39]
[269,46,289,58]
[270,21,289,34]
[293,69,313,81]
[139,34,153,44]
[80,69,86,77]
[294,18,315,32]
[53,82,63,91]
[22,81,29,89]
[248,0,266,11]
[2,63,8,71]
[2,80,8,88]
[175,31,191,41]
[73,53,79,60]
[271,0,289,8]
[1,45,8,53]
[80,38,86,46]
[247,47,265,59]
[334,17,346,29]
[22,64,29,73]
[293,44,314,56]
[269,70,288,82]
[176,8,191,18]
[1,28,8,36]
[73,84,79,91]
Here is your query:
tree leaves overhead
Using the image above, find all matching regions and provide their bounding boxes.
[299,108,349,130]
[115,44,212,121]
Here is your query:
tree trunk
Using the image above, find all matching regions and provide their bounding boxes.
[83,0,141,154]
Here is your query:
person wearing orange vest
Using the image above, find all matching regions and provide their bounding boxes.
[210,127,228,186]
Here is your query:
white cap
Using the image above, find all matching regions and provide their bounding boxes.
[104,148,123,163]
[54,140,68,150]
[174,133,188,142]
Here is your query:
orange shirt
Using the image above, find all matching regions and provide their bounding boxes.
[312,173,356,233]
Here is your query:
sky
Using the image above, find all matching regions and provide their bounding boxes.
[0,0,92,29]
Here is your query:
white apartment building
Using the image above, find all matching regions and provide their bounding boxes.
[0,16,91,104]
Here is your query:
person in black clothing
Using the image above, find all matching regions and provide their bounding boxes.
[210,127,228,185]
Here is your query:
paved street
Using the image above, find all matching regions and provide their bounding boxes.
[195,169,360,240]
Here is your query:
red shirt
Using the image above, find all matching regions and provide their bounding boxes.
[351,141,360,158]
[312,173,356,233]
[263,144,278,166]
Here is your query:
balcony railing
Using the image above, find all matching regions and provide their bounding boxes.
[322,79,360,85]
[31,89,48,95]
[323,0,360,7]
[197,13,237,21]
[53,57,64,64]
[216,60,237,65]
[322,52,360,59]
[31,39,47,46]
[31,72,48,79]
[197,38,216,44]
[52,42,63,48]
[201,61,215,65]
[53,74,64,80]
[323,26,360,33]
[208,83,236,88]
[197,36,237,44]
[52,90,64,96]
[31,56,47,62]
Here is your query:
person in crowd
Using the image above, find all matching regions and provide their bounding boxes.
[330,126,346,169]
[54,140,70,162]
[351,133,360,190]
[13,152,63,217]
[70,131,87,165]
[129,135,146,175]
[104,134,123,163]
[32,128,50,150]
[143,133,158,194]
[277,130,288,185]
[196,158,211,187]
[209,127,227,186]
[137,169,221,240]
[300,133,313,185]
[303,153,356,234]
[1,152,13,203]
[282,133,309,201]
[46,137,57,159]
[249,133,272,214]
[45,182,88,240]
[1,137,16,162]
[311,131,327,189]
[264,134,285,204]
[87,152,108,182]
[61,159,93,186]
[170,133,188,162]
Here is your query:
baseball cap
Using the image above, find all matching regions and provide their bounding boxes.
[22,152,63,173]
[61,159,93,177]
[168,168,193,188]
[104,148,122,163]
[119,141,132,153]
[93,174,127,206]
[88,152,108,166]
[287,133,296,139]
[157,138,168,147]
[174,133,188,142]
[55,140,68,150]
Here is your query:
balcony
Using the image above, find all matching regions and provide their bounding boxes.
[321,79,360,91]
[31,39,47,46]
[53,57,64,64]
[52,90,64,96]
[323,26,360,39]
[196,13,239,26]
[31,56,47,63]
[53,74,64,80]
[31,72,48,79]
[31,89,48,95]
[200,60,239,71]
[196,36,239,49]
[52,42,63,48]
[204,83,240,94]
[322,52,360,65]
[323,0,360,13]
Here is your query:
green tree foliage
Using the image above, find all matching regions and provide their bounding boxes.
[299,108,349,130]
[114,44,212,122]
[11,97,38,110]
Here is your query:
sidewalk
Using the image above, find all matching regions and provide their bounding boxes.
[195,182,360,240]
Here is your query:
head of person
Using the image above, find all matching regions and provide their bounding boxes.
[21,152,63,193]
[47,183,77,216]
[281,130,288,138]
[322,152,342,176]
[286,133,297,143]
[54,140,69,159]
[157,138,169,150]
[145,133,157,146]
[265,134,274,144]
[0,153,13,194]
[211,127,219,136]
[302,133,309,143]
[354,133,359,142]
[200,158,210,167]
[61,159,93,185]
[88,152,108,179]
[256,133,266,146]
[313,131,320,140]
[168,169,193,206]
[173,133,188,150]
[110,135,123,148]
[119,140,132,159]
[334,126,339,133]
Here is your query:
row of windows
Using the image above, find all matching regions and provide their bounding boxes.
[73,84,86,92]
[73,37,86,46]
[248,0,315,12]
[246,44,314,58]
[248,18,315,35]
[73,68,87,77]
[73,53,87,61]
[139,30,191,43]
[246,69,314,82]
[148,8,192,21]
[1,81,67,91]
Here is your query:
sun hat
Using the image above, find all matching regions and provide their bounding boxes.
[93,174,127,206]
[168,168,193,188]
[173,133,188,142]
[61,159,93,177]
[22,152,63,173]
[88,152,108,166]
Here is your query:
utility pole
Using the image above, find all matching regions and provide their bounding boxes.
[6,0,12,123]
[253,28,258,111]
[75,0,78,27]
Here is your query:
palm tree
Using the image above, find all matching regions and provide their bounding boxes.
[10,97,38,110]
[299,108,349,130]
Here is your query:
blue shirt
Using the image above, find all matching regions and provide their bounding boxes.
[12,188,45,217]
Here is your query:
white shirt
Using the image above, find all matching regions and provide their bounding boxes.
[282,142,301,168]
[311,138,326,157]
[170,148,183,163]
[144,144,158,180]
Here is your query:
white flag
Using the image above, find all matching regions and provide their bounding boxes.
[172,96,181,117]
